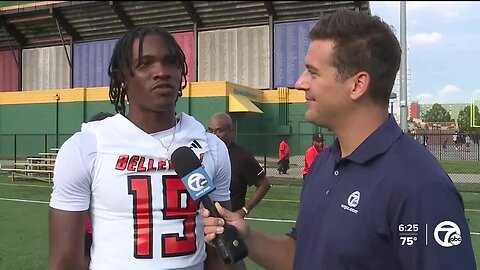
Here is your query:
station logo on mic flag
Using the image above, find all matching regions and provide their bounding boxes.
[181,167,216,200]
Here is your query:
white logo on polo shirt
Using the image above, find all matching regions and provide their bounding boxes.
[341,191,360,214]
[348,191,360,207]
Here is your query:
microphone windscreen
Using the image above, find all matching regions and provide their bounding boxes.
[171,146,202,178]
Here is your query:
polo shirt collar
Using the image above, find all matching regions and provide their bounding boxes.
[330,115,403,164]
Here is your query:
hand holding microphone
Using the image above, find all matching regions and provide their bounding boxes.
[171,146,248,265]
[201,202,251,246]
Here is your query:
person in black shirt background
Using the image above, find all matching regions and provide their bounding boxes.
[208,112,271,217]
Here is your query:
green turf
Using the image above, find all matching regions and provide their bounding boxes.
[0,201,49,270]
[463,193,480,210]
[257,158,480,174]
[456,183,480,193]
[0,175,479,269]
[440,160,480,174]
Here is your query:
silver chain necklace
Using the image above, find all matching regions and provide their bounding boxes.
[157,117,179,159]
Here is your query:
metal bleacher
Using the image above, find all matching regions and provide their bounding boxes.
[0,148,58,183]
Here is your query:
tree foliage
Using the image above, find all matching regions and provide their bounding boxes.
[457,104,480,132]
[423,103,452,123]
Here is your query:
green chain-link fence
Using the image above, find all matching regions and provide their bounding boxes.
[1,132,479,192]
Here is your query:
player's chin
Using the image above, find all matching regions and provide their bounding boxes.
[151,100,176,112]
[154,94,177,104]
[304,110,325,126]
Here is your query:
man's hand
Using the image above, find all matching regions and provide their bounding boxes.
[234,209,247,219]
[202,202,251,244]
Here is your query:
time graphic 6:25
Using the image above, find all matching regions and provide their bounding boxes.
[398,224,419,232]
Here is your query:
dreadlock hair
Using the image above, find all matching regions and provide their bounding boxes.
[108,25,188,115]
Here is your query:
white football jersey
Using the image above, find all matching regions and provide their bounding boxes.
[50,113,231,270]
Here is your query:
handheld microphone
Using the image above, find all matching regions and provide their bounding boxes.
[171,146,248,265]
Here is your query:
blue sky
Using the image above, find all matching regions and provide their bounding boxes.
[370,1,480,105]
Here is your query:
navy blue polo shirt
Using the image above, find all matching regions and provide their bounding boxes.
[291,115,476,270]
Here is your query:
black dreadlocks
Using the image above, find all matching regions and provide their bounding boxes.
[108,25,188,115]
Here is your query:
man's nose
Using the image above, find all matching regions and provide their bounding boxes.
[152,62,170,80]
[295,69,309,91]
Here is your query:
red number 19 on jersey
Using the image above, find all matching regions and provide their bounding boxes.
[128,175,200,259]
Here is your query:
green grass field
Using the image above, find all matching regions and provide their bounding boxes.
[440,160,480,174]
[0,174,479,269]
[258,159,480,174]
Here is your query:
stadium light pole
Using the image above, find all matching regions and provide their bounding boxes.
[399,1,408,132]
[390,92,397,115]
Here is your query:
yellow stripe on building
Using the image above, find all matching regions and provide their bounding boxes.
[184,82,227,97]
[263,89,305,103]
[0,82,307,105]
[84,87,109,101]
[0,88,86,105]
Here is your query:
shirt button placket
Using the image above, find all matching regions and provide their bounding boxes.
[326,169,340,197]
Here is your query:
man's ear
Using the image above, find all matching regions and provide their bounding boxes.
[350,71,370,101]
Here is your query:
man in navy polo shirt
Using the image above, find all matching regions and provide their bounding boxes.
[202,9,476,270]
